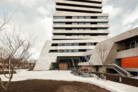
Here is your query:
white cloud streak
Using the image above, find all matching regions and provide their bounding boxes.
[122,6,138,25]
[103,5,122,19]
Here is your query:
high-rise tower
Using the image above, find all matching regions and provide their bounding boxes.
[34,0,109,70]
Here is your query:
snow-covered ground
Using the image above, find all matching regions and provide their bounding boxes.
[1,70,138,92]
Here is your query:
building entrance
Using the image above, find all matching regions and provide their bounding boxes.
[51,56,87,70]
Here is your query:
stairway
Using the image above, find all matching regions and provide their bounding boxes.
[106,64,131,77]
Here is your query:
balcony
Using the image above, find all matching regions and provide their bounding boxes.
[53,24,109,28]
[116,47,138,59]
[117,37,138,52]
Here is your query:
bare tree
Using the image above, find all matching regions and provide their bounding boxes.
[0,10,16,32]
[0,30,33,91]
[95,42,111,75]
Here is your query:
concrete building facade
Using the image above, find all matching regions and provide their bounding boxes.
[34,0,109,70]
[81,28,138,77]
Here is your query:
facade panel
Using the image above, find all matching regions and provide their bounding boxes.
[122,56,138,68]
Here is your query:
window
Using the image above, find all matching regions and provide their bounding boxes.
[79,16,84,19]
[58,43,62,46]
[85,28,90,30]
[66,16,72,19]
[54,22,65,25]
[86,43,91,46]
[74,43,78,46]
[73,16,78,19]
[72,28,77,30]
[65,49,70,53]
[85,22,91,25]
[79,22,84,25]
[50,50,57,53]
[97,16,108,19]
[54,28,65,30]
[94,43,97,45]
[64,49,72,53]
[65,43,71,46]
[79,35,84,36]
[74,49,78,52]
[85,16,91,19]
[97,28,107,30]
[54,16,65,19]
[136,40,138,47]
[73,22,78,25]
[79,28,84,30]
[130,41,135,48]
[87,49,91,51]
[58,50,62,53]
[72,35,77,36]
[97,22,108,25]
[126,43,130,49]
[91,16,97,19]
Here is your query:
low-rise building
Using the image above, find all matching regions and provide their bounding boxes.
[80,27,138,77]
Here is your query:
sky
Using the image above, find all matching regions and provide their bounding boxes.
[0,0,138,59]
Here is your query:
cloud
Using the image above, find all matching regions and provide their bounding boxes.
[134,23,138,28]
[122,6,138,25]
[103,5,122,19]
[0,0,55,60]
[0,0,138,60]
[103,0,109,5]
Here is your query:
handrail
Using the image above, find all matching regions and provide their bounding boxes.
[107,64,131,77]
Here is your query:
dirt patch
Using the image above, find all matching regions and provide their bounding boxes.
[0,80,110,92]
[92,72,138,87]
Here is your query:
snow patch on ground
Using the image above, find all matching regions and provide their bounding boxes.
[0,70,138,92]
